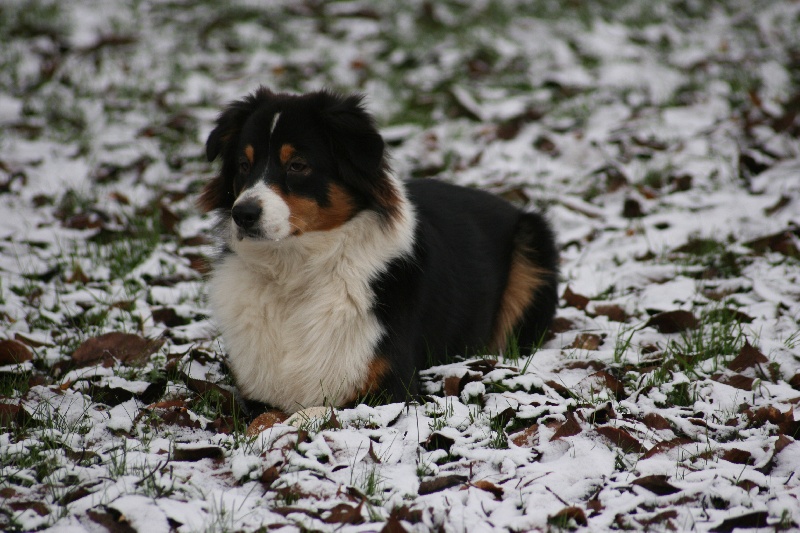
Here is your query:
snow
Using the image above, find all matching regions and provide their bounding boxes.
[1,0,800,531]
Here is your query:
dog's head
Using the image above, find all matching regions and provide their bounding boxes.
[200,88,401,243]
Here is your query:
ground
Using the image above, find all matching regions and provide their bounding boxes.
[1,0,800,531]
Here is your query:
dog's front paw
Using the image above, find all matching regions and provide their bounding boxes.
[285,406,333,429]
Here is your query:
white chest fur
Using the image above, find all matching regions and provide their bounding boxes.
[209,200,416,413]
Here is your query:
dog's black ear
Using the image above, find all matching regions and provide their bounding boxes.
[318,91,400,220]
[206,87,274,162]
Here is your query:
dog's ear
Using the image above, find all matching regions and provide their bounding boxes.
[319,92,400,219]
[199,87,274,212]
[206,87,274,162]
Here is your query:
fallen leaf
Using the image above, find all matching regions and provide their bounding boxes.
[0,339,33,364]
[709,511,772,532]
[87,509,137,533]
[712,373,755,390]
[548,506,588,527]
[471,480,503,499]
[645,310,699,333]
[721,448,753,465]
[596,426,645,453]
[323,502,364,524]
[631,475,680,496]
[247,410,289,436]
[622,197,645,218]
[72,332,163,367]
[509,423,539,448]
[636,510,678,528]
[9,500,49,516]
[260,466,281,489]
[642,412,672,431]
[727,341,768,372]
[552,413,582,440]
[563,286,590,310]
[641,438,697,460]
[593,304,627,322]
[422,432,455,453]
[172,445,224,462]
[418,475,467,495]
[570,333,602,350]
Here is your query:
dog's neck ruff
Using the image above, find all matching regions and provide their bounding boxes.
[209,177,415,412]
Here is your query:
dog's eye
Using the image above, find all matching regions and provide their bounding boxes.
[287,161,308,174]
[239,159,250,174]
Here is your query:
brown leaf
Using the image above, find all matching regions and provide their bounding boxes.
[443,372,482,397]
[712,373,755,390]
[388,505,423,524]
[727,341,768,372]
[422,432,455,453]
[172,445,224,462]
[381,515,410,533]
[722,448,753,465]
[323,502,364,525]
[622,198,645,218]
[548,506,588,527]
[596,426,645,453]
[418,475,467,495]
[510,423,539,448]
[589,403,616,425]
[636,510,678,528]
[789,373,800,390]
[641,438,695,459]
[151,307,188,327]
[563,286,590,310]
[592,371,626,400]
[631,475,680,496]
[775,434,794,454]
[260,466,281,489]
[549,317,576,334]
[593,304,627,322]
[72,332,163,367]
[159,408,202,429]
[552,413,582,440]
[570,333,602,350]
[0,403,21,428]
[642,412,672,431]
[88,509,137,533]
[645,310,699,333]
[0,339,33,364]
[247,410,289,436]
[471,480,503,499]
[545,380,571,398]
[710,511,773,532]
[9,500,49,516]
[745,229,800,258]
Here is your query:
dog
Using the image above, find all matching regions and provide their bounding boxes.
[199,88,558,415]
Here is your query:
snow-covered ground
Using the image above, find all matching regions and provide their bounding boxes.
[1,0,799,530]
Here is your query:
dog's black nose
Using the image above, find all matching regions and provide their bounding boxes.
[231,201,262,230]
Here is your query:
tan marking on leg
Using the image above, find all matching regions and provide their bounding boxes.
[280,143,295,165]
[244,144,254,164]
[491,249,548,351]
[345,357,390,404]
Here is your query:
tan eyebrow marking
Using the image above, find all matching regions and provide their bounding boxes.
[280,143,296,165]
[244,145,254,164]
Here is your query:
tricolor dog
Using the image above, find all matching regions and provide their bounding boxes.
[200,88,558,415]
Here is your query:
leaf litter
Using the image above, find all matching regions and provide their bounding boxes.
[1,0,800,531]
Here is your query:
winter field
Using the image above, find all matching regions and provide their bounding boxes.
[1,0,800,531]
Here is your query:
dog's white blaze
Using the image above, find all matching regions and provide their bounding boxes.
[270,112,281,135]
[232,181,291,241]
[209,177,416,413]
